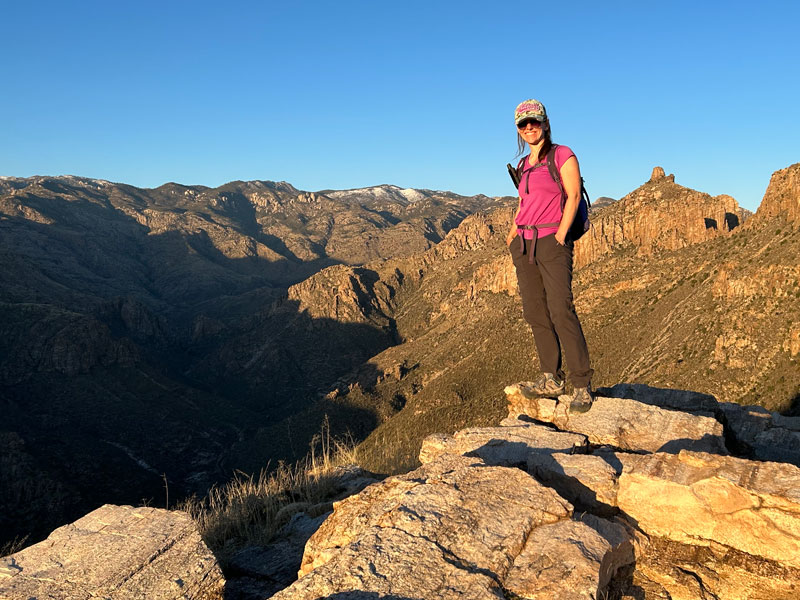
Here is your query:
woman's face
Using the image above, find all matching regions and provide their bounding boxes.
[517,119,547,145]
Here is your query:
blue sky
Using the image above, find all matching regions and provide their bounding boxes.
[2,1,798,211]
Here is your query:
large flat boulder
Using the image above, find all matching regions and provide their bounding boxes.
[0,504,223,600]
[505,383,727,454]
[274,454,573,599]
[617,450,800,568]
[419,421,588,465]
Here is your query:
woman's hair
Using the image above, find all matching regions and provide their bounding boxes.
[516,121,552,162]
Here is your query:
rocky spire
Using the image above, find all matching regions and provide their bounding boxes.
[750,162,800,228]
[649,166,675,183]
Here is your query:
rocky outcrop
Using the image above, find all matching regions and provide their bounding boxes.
[574,169,750,268]
[275,454,598,599]
[749,162,800,227]
[0,504,223,599]
[273,385,800,599]
[10,385,800,599]
[286,264,400,325]
[649,166,667,181]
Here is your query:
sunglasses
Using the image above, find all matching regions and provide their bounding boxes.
[517,119,544,129]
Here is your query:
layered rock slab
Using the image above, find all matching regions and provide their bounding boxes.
[617,450,800,569]
[0,504,223,600]
[632,536,800,600]
[417,420,621,517]
[505,383,726,454]
[275,454,575,599]
[418,421,588,466]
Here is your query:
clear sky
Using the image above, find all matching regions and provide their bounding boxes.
[3,0,798,211]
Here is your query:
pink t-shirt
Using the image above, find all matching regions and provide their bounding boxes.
[516,144,576,239]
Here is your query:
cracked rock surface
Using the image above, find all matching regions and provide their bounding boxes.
[279,454,574,598]
[0,504,223,599]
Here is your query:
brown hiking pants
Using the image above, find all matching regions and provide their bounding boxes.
[509,234,593,388]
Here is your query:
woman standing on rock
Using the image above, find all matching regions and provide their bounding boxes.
[506,98,594,412]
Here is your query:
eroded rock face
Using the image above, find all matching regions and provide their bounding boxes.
[633,535,800,600]
[618,450,800,568]
[0,504,223,600]
[749,162,800,228]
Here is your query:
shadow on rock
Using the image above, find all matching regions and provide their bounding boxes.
[595,383,718,414]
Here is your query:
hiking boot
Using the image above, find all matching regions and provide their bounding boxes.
[569,386,593,413]
[529,373,565,398]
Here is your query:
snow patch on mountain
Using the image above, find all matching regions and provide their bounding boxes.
[322,184,438,205]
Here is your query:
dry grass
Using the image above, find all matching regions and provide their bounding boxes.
[181,418,359,563]
[1,535,29,557]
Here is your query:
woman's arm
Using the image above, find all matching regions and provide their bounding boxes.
[555,155,581,245]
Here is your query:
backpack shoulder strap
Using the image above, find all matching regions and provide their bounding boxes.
[546,144,560,183]
[546,145,566,208]
[516,155,528,176]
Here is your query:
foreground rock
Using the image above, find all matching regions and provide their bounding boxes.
[0,504,223,600]
[618,450,800,568]
[16,383,800,599]
[505,383,727,454]
[272,454,636,599]
[270,385,800,599]
[504,514,634,600]
[418,421,588,465]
